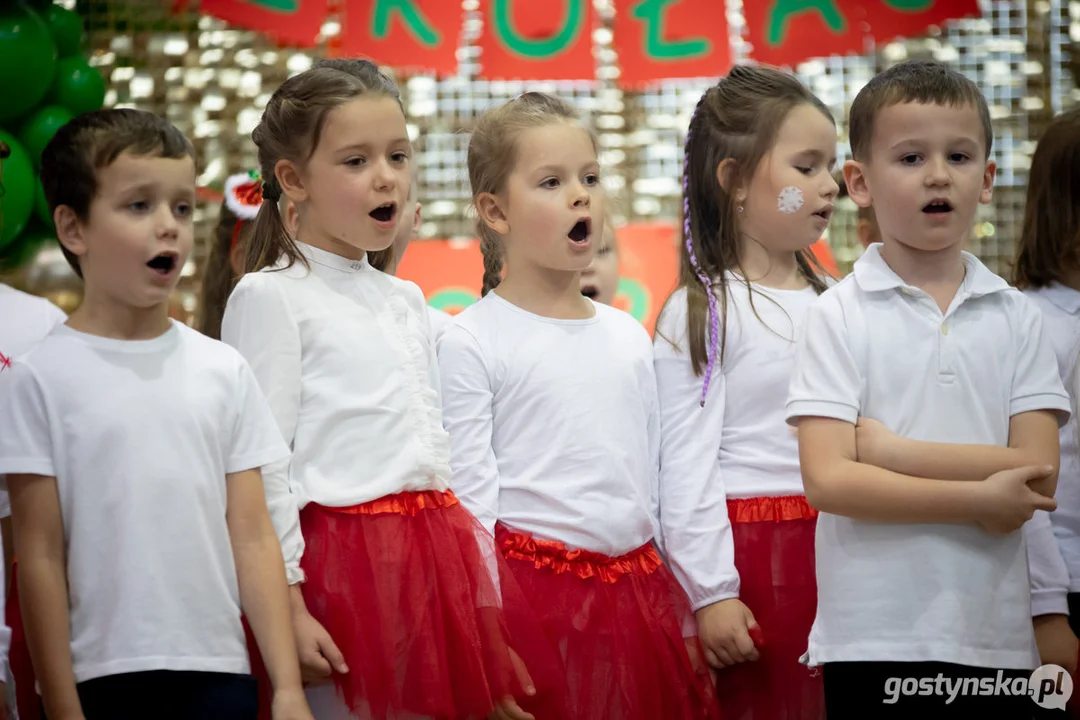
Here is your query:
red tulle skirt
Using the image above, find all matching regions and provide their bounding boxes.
[495,523,721,720]
[298,490,568,720]
[714,495,823,720]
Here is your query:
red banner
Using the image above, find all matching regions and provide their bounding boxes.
[193,0,981,81]
[340,0,459,74]
[614,0,732,85]
[863,0,980,46]
[742,0,865,68]
[198,0,328,47]
[477,0,594,81]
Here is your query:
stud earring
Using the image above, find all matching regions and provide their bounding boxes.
[736,204,744,214]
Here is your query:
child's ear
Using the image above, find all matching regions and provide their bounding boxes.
[715,158,738,195]
[980,160,996,205]
[275,159,307,204]
[843,160,872,209]
[476,192,510,236]
[715,158,748,207]
[54,205,88,261]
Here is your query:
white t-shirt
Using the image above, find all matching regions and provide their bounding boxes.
[437,292,660,557]
[1023,283,1080,591]
[428,307,453,343]
[0,284,65,677]
[654,279,820,610]
[786,245,1070,670]
[222,243,450,584]
[0,321,289,683]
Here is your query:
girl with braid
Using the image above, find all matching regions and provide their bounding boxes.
[653,66,838,720]
[436,91,719,720]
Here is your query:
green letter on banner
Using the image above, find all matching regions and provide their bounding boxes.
[767,0,846,46]
[372,0,441,47]
[428,288,478,313]
[631,0,710,60]
[883,0,934,10]
[248,0,299,11]
[493,0,584,58]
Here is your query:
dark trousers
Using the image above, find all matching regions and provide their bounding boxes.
[42,670,258,720]
[823,661,1067,719]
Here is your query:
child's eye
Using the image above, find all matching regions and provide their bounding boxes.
[345,157,365,167]
[391,151,409,163]
[584,173,600,186]
[175,203,193,218]
[949,153,969,163]
[541,178,560,189]
[128,201,150,213]
[796,166,813,175]
[899,154,921,165]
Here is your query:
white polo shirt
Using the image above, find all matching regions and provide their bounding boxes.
[786,244,1070,670]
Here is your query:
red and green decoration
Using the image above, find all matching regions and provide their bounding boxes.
[0,1,105,271]
[193,0,980,82]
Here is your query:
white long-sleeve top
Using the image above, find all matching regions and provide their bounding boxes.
[436,292,660,558]
[1023,283,1080,595]
[653,280,819,610]
[221,243,451,584]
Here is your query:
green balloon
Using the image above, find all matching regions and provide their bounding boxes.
[47,55,105,116]
[34,177,52,227]
[43,5,83,58]
[0,131,36,249]
[18,106,74,170]
[0,5,59,122]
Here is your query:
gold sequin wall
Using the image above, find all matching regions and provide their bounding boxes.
[11,0,1080,320]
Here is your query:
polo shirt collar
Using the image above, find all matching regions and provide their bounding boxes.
[852,242,1009,299]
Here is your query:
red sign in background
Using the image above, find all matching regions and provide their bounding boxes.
[397,223,839,335]
[192,0,982,83]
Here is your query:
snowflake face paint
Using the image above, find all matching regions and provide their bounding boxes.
[777,186,804,214]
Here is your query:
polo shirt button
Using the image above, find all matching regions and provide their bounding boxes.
[901,288,914,296]
[941,323,949,335]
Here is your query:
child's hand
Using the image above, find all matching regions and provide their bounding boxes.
[488,647,536,720]
[1034,614,1079,677]
[855,417,901,469]
[271,687,315,720]
[976,465,1057,535]
[291,607,349,686]
[695,598,761,668]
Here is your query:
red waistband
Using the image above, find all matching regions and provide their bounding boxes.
[727,495,817,523]
[496,523,662,584]
[316,489,459,517]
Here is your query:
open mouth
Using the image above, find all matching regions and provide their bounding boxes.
[568,218,591,243]
[923,200,953,214]
[146,253,177,275]
[812,207,832,222]
[369,203,397,223]
[581,285,598,299]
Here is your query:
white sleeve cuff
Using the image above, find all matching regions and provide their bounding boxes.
[689,586,741,613]
[1031,588,1069,618]
[785,400,858,426]
[286,566,306,585]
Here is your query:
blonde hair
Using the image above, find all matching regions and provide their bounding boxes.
[466,92,597,296]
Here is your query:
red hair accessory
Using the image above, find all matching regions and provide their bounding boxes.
[224,171,263,248]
